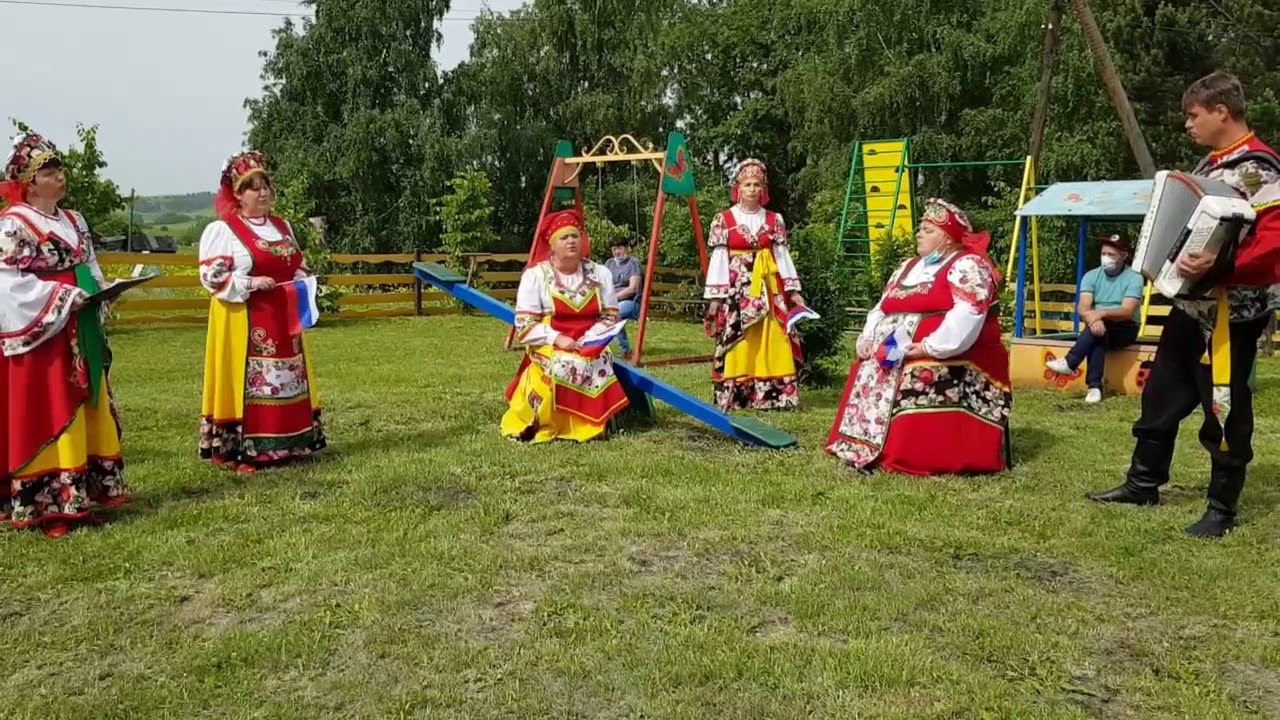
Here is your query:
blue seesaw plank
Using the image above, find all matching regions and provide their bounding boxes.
[412,262,798,449]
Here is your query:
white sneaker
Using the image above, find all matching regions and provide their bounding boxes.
[1085,388,1103,403]
[1045,357,1071,375]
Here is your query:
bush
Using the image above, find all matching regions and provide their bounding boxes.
[789,221,861,386]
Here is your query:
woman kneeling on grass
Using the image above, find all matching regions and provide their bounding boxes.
[825,198,1012,475]
[196,151,326,472]
[502,209,629,443]
[0,131,130,537]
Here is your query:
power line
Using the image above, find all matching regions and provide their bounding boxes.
[0,0,490,20]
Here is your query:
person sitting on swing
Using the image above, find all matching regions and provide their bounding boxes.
[606,235,643,356]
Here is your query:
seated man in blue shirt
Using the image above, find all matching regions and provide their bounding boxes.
[605,236,643,355]
[1046,234,1145,403]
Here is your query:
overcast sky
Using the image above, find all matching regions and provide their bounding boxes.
[0,0,523,196]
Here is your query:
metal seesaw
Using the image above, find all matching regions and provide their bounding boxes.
[413,262,798,449]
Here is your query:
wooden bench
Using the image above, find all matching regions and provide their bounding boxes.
[1010,333,1159,395]
[1011,332,1258,395]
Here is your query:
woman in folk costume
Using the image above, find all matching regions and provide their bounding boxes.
[197,151,326,472]
[502,209,629,443]
[0,132,129,537]
[704,159,806,411]
[826,199,1012,476]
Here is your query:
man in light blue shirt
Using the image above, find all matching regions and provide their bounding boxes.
[1046,234,1145,403]
[605,237,643,356]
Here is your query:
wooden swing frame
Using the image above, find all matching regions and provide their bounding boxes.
[508,132,711,368]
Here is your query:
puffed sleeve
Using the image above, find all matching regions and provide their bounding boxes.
[198,220,252,303]
[512,266,560,347]
[920,254,995,359]
[770,213,801,293]
[0,215,82,356]
[703,212,731,299]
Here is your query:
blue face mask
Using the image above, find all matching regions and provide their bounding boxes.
[923,250,944,265]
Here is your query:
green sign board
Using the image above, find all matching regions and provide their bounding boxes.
[660,132,696,197]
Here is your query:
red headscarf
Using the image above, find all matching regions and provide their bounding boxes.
[1,132,60,207]
[921,197,1002,282]
[528,209,590,267]
[730,158,770,206]
[215,151,270,218]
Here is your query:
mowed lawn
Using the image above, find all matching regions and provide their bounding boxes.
[3,316,1280,719]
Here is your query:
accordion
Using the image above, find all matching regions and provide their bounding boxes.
[1133,170,1255,299]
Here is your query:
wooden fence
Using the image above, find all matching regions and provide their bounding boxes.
[97,251,705,325]
[1019,283,1280,347]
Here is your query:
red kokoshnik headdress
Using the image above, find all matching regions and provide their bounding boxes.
[921,197,1002,282]
[1,132,60,206]
[528,209,590,268]
[730,158,770,206]
[215,150,270,218]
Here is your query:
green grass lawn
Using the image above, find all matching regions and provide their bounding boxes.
[3,316,1280,719]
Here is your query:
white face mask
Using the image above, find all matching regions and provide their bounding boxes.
[1100,256,1120,272]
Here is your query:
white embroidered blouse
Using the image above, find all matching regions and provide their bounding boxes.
[0,204,104,356]
[197,217,300,303]
[513,260,620,347]
[857,251,997,359]
[702,205,802,299]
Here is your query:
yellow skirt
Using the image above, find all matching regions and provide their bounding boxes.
[200,299,321,424]
[721,315,796,383]
[21,375,120,477]
[500,361,607,444]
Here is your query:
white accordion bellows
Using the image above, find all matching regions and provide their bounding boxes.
[1134,170,1255,299]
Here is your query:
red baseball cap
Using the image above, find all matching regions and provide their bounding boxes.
[1099,234,1130,253]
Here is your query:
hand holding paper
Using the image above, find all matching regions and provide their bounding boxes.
[84,274,160,304]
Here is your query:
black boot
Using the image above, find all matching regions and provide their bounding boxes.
[1185,465,1245,538]
[1085,438,1168,505]
[1185,510,1237,538]
[1086,484,1159,505]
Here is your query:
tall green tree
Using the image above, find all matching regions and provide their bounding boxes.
[246,0,452,253]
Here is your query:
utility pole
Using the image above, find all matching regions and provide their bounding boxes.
[126,188,136,252]
[1028,0,1065,170]
[1069,0,1156,177]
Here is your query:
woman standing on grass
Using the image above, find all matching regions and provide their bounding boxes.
[502,209,629,443]
[703,158,806,411]
[197,151,326,472]
[825,199,1011,475]
[0,131,130,537]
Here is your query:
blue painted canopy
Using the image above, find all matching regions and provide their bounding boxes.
[1015,179,1154,220]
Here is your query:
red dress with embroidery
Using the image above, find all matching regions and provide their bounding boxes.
[505,273,629,426]
[198,215,325,465]
[825,252,1012,475]
[705,208,803,411]
[0,205,128,526]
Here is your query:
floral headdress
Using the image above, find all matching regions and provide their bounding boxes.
[731,158,770,206]
[921,198,1002,282]
[1,132,60,206]
[214,150,271,217]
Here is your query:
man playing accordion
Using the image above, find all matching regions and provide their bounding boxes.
[1087,71,1280,538]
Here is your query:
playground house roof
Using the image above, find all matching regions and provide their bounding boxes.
[1015,179,1154,220]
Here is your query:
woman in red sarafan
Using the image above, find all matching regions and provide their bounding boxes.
[0,131,129,538]
[702,158,806,411]
[826,198,1012,475]
[196,151,326,472]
